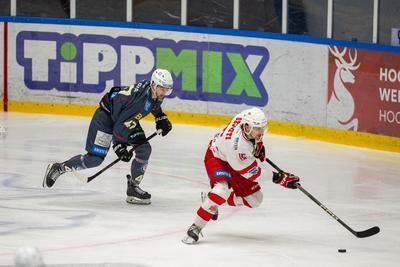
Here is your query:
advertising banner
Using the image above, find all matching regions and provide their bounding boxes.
[328,46,400,137]
[7,22,327,126]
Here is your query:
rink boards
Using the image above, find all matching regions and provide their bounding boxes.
[0,18,399,152]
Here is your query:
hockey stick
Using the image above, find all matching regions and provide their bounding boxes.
[265,158,380,238]
[87,131,160,183]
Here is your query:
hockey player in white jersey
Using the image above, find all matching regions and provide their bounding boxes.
[182,108,301,244]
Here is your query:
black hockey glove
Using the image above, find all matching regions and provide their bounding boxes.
[113,143,132,162]
[155,113,172,136]
[272,171,300,189]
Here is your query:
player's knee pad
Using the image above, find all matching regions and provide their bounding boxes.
[209,182,230,204]
[244,190,263,208]
[201,182,229,215]
[134,142,152,161]
[83,153,105,168]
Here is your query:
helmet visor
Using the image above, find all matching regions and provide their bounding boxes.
[158,85,173,96]
[251,125,267,135]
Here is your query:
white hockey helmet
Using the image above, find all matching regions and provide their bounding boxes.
[151,68,173,95]
[241,108,268,133]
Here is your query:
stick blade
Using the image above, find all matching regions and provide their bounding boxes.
[356,226,380,238]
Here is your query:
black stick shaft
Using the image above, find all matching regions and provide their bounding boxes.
[87,158,119,183]
[296,183,357,236]
[264,157,380,238]
[265,158,283,172]
[87,131,159,183]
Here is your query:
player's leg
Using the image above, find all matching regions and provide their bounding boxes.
[226,174,262,208]
[183,182,231,244]
[43,109,112,188]
[182,147,232,244]
[126,126,152,204]
[226,190,263,208]
[201,192,219,220]
[43,153,105,188]
[243,190,263,208]
[195,182,230,227]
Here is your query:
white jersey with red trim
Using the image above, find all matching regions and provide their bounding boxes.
[210,112,261,181]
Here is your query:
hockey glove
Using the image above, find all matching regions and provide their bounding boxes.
[155,113,172,136]
[272,171,300,189]
[113,143,132,162]
[254,142,265,162]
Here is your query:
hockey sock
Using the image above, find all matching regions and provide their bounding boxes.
[194,208,210,229]
[63,153,103,170]
[130,158,148,185]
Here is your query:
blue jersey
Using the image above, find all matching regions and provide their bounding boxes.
[108,80,163,144]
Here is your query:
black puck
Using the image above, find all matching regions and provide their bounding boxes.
[338,249,346,253]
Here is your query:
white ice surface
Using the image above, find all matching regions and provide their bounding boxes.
[0,112,399,266]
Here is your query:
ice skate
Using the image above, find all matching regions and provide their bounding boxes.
[42,163,65,188]
[126,175,151,205]
[182,223,202,245]
[201,192,218,221]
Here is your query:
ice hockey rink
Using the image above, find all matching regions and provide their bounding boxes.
[0,112,399,267]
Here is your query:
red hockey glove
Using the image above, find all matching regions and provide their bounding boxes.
[272,172,300,189]
[254,141,265,162]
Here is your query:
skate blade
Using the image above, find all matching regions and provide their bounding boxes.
[181,235,198,245]
[126,196,151,205]
[42,164,52,188]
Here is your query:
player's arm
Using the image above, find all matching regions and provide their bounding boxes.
[111,112,141,162]
[151,106,172,137]
[253,140,266,162]
[99,86,124,114]
[272,172,300,189]
[110,85,140,143]
[226,149,261,181]
[151,102,163,118]
[109,85,136,121]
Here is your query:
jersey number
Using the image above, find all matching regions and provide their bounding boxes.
[135,113,143,120]
[124,120,137,129]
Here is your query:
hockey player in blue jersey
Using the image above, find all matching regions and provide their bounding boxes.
[43,69,173,205]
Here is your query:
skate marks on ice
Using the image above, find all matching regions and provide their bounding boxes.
[0,171,97,235]
[1,114,399,266]
[0,166,240,239]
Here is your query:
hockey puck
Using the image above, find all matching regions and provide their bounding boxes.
[338,249,346,253]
